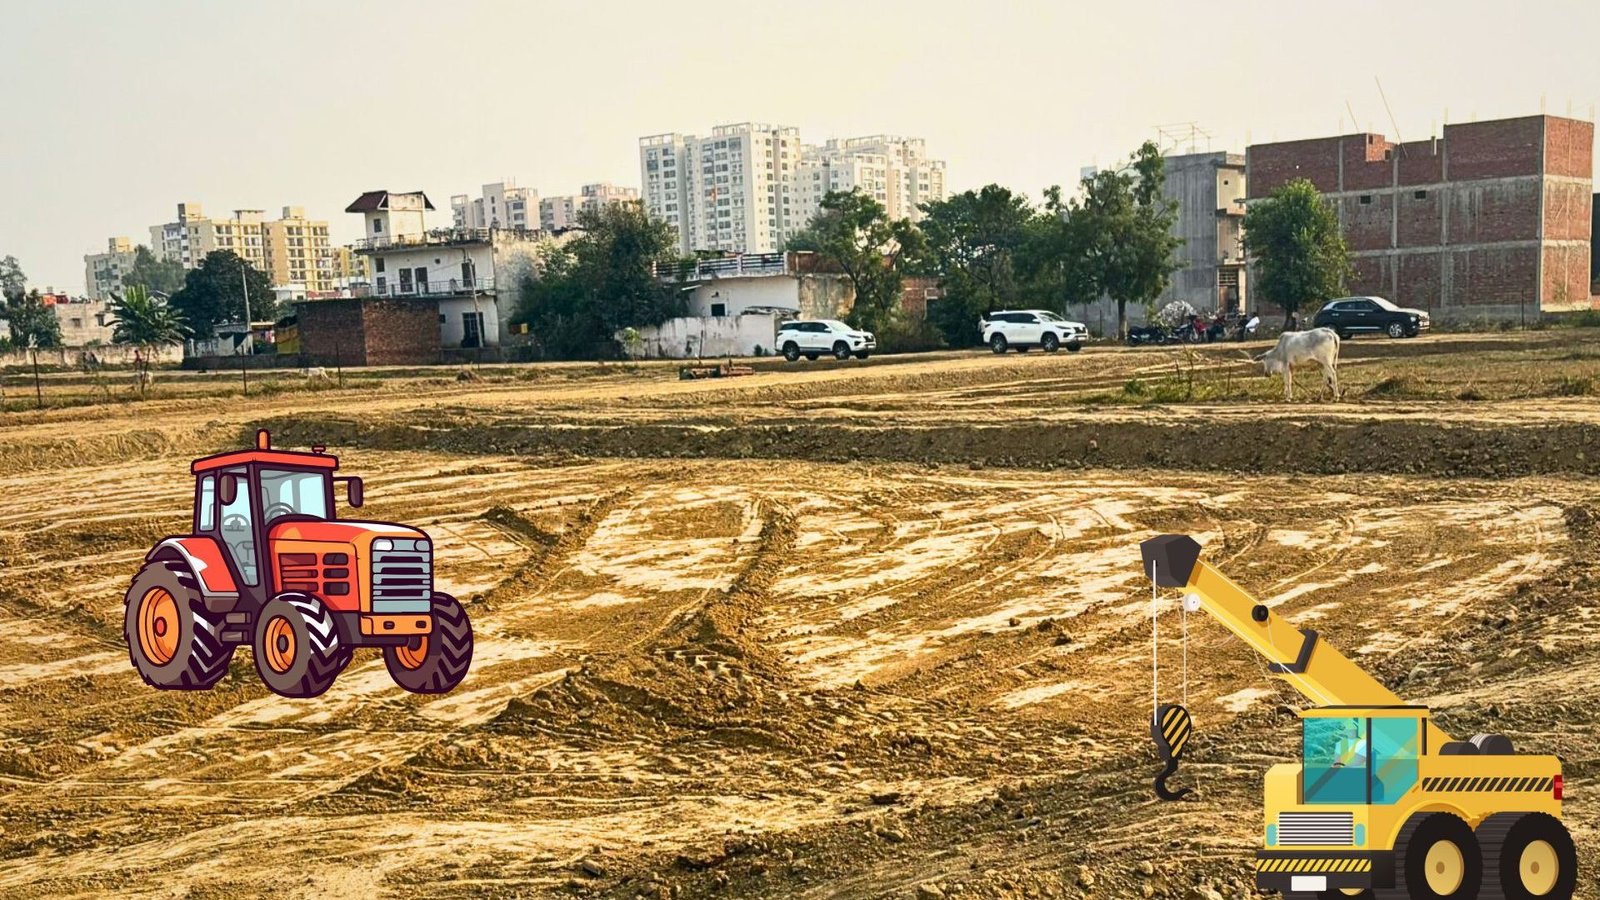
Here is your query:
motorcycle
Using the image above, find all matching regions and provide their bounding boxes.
[1126,324,1174,346]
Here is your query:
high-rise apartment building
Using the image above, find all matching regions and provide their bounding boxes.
[451,181,539,231]
[539,182,641,230]
[640,123,808,255]
[83,236,138,300]
[642,125,945,255]
[263,206,334,291]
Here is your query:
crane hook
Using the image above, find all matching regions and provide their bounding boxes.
[1151,703,1194,802]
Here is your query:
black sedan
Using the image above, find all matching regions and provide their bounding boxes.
[1312,296,1430,339]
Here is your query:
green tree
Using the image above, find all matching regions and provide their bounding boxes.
[0,255,25,302]
[915,185,1038,346]
[111,285,189,350]
[1242,178,1354,327]
[787,190,924,336]
[4,289,63,348]
[125,245,187,296]
[1075,141,1184,337]
[1018,185,1099,315]
[513,202,688,359]
[169,250,275,338]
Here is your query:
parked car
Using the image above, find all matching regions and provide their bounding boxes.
[777,319,877,361]
[1312,296,1430,339]
[980,310,1089,354]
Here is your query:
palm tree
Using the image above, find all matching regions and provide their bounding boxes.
[111,285,189,395]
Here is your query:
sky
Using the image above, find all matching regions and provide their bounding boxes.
[4,0,1599,292]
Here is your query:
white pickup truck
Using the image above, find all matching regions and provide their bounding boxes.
[777,319,877,361]
[980,309,1088,354]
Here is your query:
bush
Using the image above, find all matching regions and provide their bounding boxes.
[875,314,947,354]
[1550,375,1595,397]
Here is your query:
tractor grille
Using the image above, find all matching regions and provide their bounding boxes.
[371,538,433,614]
[1276,812,1355,846]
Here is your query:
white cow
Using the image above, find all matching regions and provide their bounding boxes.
[302,366,329,380]
[1256,327,1340,401]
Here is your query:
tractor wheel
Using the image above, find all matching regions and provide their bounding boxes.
[383,592,473,694]
[1393,812,1482,899]
[123,559,233,689]
[1479,812,1576,900]
[253,593,350,698]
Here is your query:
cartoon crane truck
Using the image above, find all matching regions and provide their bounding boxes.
[1141,535,1575,900]
[123,430,472,698]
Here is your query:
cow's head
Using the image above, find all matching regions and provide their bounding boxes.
[1254,346,1286,377]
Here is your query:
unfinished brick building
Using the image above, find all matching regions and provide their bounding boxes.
[297,297,442,366]
[1248,115,1594,319]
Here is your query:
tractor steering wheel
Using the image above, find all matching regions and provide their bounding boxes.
[263,503,296,523]
[221,513,249,532]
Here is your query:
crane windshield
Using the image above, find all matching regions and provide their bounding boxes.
[1302,716,1369,804]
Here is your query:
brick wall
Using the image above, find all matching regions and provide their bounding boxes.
[1247,114,1594,317]
[298,299,365,367]
[298,297,441,366]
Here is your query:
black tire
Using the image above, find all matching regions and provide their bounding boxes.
[832,341,851,361]
[253,593,349,698]
[1016,344,1030,353]
[124,559,233,689]
[1394,812,1482,899]
[853,351,869,360]
[384,593,473,694]
[804,353,819,361]
[1066,339,1082,353]
[1042,333,1060,353]
[1387,321,1407,339]
[990,334,1008,354]
[782,342,800,362]
[1479,812,1576,900]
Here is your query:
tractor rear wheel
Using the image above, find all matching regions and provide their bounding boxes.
[1479,812,1576,900]
[253,593,350,698]
[124,559,233,689]
[384,592,472,694]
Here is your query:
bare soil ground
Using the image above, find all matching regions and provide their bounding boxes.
[1,331,1598,899]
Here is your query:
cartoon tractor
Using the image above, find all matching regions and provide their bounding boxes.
[123,430,471,698]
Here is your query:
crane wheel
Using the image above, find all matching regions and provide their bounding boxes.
[1393,812,1482,899]
[123,559,233,689]
[383,592,472,694]
[1478,812,1577,900]
[253,593,350,699]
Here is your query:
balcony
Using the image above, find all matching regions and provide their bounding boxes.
[653,252,790,281]
[352,227,497,253]
[355,277,496,299]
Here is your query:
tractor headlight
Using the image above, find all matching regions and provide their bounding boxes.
[373,538,394,552]
[415,539,430,553]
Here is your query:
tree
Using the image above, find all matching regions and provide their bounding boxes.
[787,190,923,336]
[1242,178,1354,327]
[915,185,1038,346]
[0,255,25,302]
[169,250,275,338]
[4,289,63,348]
[125,246,187,296]
[1019,186,1099,315]
[111,285,189,350]
[1075,141,1184,337]
[513,202,688,359]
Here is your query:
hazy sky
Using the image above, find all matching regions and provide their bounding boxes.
[4,0,1598,291]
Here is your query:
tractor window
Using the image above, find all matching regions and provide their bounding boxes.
[1369,717,1421,804]
[217,467,258,586]
[258,469,331,524]
[1302,716,1369,804]
[197,475,216,532]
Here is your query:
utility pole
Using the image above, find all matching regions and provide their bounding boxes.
[240,265,252,396]
[28,335,41,409]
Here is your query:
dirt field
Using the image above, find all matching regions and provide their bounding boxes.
[1,331,1598,899]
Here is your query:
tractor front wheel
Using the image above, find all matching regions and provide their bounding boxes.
[1394,812,1482,899]
[253,593,350,698]
[384,592,473,694]
[124,559,233,689]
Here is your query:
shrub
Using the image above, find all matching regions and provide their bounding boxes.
[875,314,946,354]
[1550,375,1595,397]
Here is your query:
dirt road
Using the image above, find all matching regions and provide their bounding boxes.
[1,335,1597,898]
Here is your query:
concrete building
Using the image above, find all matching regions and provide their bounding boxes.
[84,236,138,300]
[328,246,372,291]
[263,207,334,292]
[1248,114,1594,318]
[451,181,539,231]
[48,296,116,345]
[640,123,808,255]
[538,182,641,230]
[1157,151,1248,313]
[580,181,640,212]
[793,136,947,227]
[346,189,552,350]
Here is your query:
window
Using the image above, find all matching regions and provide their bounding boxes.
[196,475,216,532]
[1413,190,1428,200]
[373,220,383,233]
[1302,716,1368,804]
[217,467,258,586]
[258,469,330,524]
[1369,717,1420,804]
[1359,195,1373,205]
[710,302,726,317]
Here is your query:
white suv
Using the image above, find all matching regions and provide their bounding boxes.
[777,319,877,361]
[980,310,1088,354]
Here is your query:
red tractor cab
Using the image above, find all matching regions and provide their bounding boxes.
[125,430,472,698]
